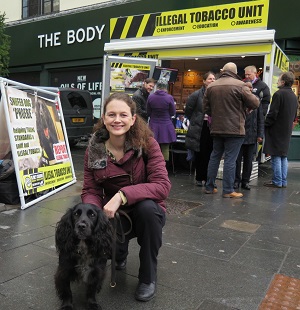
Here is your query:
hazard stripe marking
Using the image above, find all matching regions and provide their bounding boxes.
[111,17,127,40]
[127,15,144,38]
[142,13,160,37]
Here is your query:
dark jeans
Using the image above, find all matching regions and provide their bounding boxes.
[116,199,166,283]
[235,143,256,185]
[195,120,213,182]
[206,136,244,194]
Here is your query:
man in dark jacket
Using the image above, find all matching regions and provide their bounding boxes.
[244,65,271,116]
[263,71,298,188]
[132,78,156,122]
[203,62,259,198]
[234,81,264,190]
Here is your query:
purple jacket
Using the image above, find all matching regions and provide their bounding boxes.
[147,90,176,143]
[81,133,171,212]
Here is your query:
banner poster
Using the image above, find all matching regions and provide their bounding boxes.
[0,81,76,209]
[102,56,158,101]
[110,63,151,92]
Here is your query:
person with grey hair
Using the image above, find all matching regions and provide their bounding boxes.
[203,62,260,198]
[147,80,176,162]
[244,65,271,116]
[263,71,298,188]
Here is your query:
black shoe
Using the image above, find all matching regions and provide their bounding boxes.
[233,182,239,189]
[195,180,203,187]
[135,282,156,302]
[115,259,127,270]
[241,183,251,190]
[263,181,282,188]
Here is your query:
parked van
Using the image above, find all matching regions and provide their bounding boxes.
[17,87,94,146]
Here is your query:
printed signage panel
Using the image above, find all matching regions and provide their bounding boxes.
[0,79,76,209]
[102,56,158,105]
[110,0,269,39]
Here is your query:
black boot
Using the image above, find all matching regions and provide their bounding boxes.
[241,183,251,190]
[233,182,240,189]
[135,282,156,301]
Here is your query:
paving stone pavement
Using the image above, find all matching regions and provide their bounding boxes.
[1,148,300,310]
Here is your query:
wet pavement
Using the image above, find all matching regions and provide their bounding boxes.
[1,142,300,310]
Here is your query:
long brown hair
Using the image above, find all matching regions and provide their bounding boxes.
[94,92,153,151]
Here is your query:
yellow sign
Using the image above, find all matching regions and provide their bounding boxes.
[110,0,269,39]
[175,129,188,134]
[110,63,151,70]
[20,162,73,195]
[274,45,289,72]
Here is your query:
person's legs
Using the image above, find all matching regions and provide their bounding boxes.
[159,143,170,161]
[281,156,288,187]
[206,137,224,192]
[235,145,244,186]
[197,121,213,183]
[241,144,256,185]
[271,155,282,186]
[222,137,244,194]
[132,200,166,284]
[194,151,202,183]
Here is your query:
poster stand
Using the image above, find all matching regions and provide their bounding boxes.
[0,77,76,210]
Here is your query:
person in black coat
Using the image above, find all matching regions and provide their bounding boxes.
[263,71,298,188]
[185,71,216,186]
[244,65,271,116]
[132,78,156,122]
[234,81,264,190]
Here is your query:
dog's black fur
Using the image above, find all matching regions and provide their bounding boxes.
[54,203,112,310]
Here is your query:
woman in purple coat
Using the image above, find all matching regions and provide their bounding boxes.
[147,80,176,161]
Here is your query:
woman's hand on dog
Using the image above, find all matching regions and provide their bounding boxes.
[103,193,122,218]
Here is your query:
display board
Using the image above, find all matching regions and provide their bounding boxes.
[102,55,158,105]
[0,78,76,210]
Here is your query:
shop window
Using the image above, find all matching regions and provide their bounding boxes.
[22,0,59,19]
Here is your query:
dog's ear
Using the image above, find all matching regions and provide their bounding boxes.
[92,208,112,257]
[55,207,76,254]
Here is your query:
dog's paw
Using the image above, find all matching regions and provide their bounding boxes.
[87,302,102,310]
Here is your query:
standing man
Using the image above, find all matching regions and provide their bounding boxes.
[244,65,271,116]
[234,80,265,190]
[263,71,298,188]
[203,62,259,198]
[132,78,156,122]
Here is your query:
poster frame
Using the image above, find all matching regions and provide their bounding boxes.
[102,55,158,112]
[0,77,76,210]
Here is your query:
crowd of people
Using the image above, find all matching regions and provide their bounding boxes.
[80,64,298,302]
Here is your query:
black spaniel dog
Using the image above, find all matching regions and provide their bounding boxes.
[54,203,112,310]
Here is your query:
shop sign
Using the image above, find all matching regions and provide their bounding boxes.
[110,0,269,40]
[38,25,105,48]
